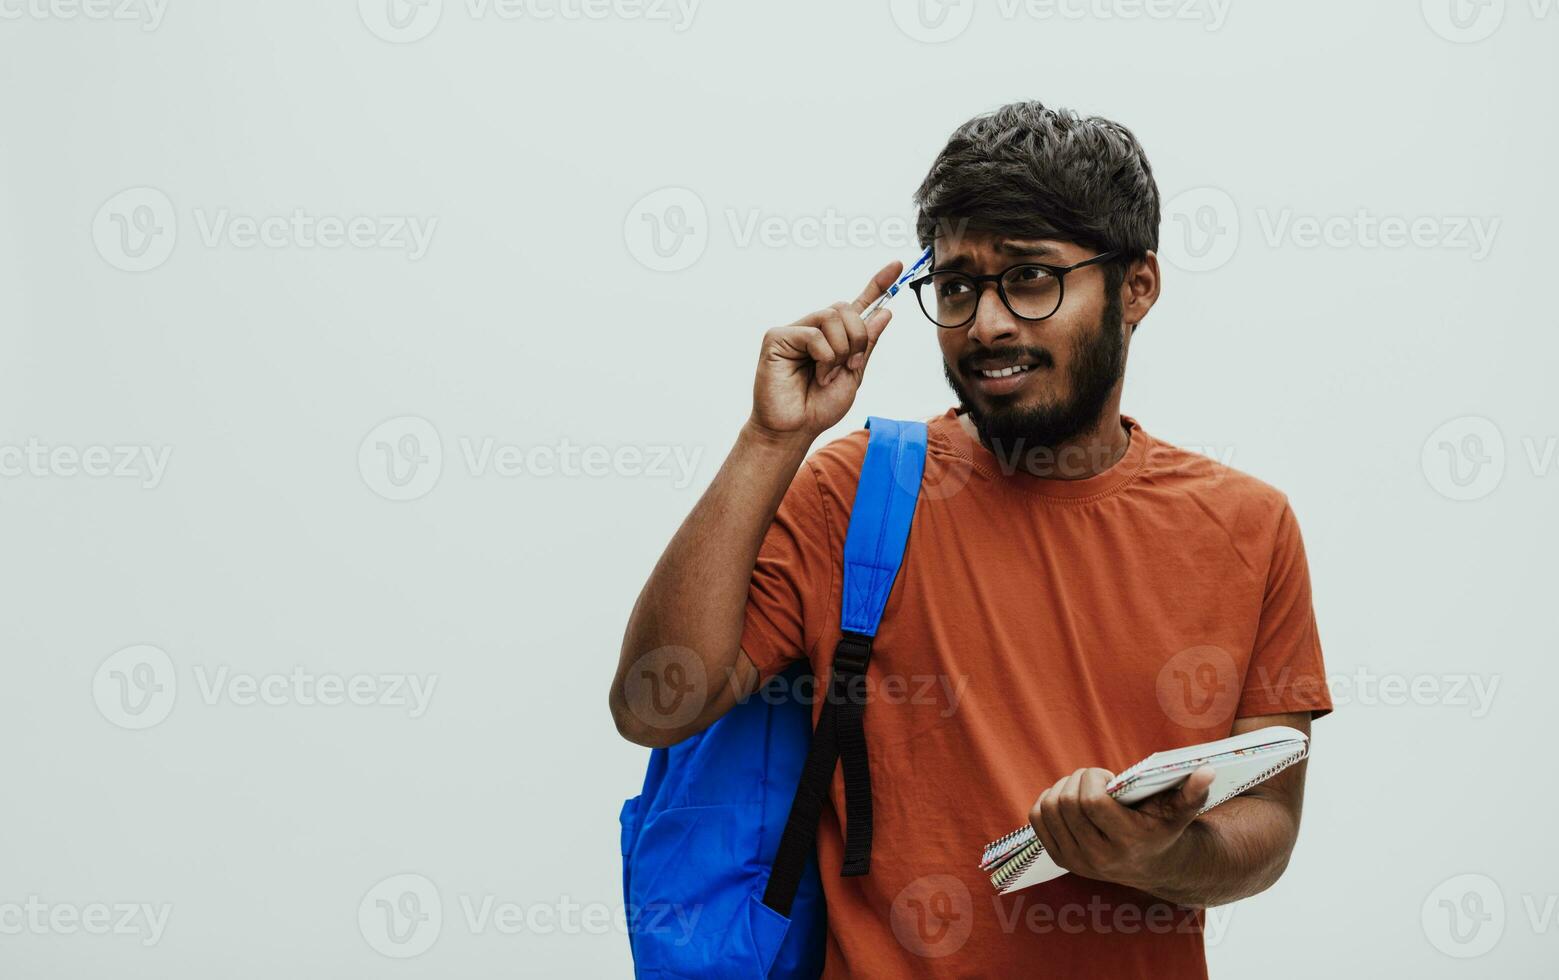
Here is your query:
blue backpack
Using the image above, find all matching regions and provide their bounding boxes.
[619,417,928,979]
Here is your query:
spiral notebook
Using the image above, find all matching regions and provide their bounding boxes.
[979,726,1310,895]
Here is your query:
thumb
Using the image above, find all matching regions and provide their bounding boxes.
[1165,766,1216,824]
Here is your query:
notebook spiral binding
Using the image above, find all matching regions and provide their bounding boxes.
[980,825,1038,869]
[987,745,1310,892]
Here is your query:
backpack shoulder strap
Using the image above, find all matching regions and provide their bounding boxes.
[763,416,927,916]
[841,417,929,636]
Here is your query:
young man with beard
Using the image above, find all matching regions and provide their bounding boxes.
[611,101,1332,977]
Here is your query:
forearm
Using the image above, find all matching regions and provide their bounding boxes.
[610,420,812,745]
[1125,794,1300,908]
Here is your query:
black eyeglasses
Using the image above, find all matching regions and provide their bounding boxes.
[907,251,1119,328]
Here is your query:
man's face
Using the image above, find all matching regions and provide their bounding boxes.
[933,231,1127,452]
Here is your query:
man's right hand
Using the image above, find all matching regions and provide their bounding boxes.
[748,261,904,444]
[612,259,908,747]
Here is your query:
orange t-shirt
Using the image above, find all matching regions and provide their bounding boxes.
[741,409,1332,979]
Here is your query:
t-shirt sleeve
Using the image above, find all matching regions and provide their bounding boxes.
[740,459,836,681]
[1238,502,1333,719]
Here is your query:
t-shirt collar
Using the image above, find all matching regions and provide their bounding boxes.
[931,407,1149,501]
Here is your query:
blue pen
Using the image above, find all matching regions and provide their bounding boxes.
[860,245,933,321]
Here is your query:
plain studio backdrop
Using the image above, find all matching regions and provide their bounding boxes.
[1,1,1554,976]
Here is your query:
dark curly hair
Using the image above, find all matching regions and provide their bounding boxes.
[913,101,1161,270]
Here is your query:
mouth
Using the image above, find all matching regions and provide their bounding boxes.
[966,360,1045,396]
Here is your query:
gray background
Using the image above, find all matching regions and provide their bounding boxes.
[1,0,1555,975]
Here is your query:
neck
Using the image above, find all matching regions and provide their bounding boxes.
[958,408,1130,480]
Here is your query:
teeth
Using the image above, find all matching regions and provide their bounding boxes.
[980,365,1031,378]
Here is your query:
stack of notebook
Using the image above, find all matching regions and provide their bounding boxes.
[979,726,1310,894]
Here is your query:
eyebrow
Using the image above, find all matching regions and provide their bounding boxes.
[934,239,1062,271]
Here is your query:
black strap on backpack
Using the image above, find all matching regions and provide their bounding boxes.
[761,418,927,917]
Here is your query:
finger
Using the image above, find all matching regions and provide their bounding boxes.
[771,325,842,384]
[1039,779,1081,862]
[850,260,904,314]
[800,311,850,386]
[813,307,852,364]
[1061,769,1113,848]
[1028,792,1060,861]
[1058,771,1110,851]
[1170,766,1216,824]
[1078,768,1131,839]
[831,302,872,373]
[830,301,869,360]
[766,325,832,368]
[1138,767,1215,828]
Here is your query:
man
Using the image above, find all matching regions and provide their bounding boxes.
[611,101,1331,977]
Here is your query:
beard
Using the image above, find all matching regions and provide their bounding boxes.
[943,288,1126,456]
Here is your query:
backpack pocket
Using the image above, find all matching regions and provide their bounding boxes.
[624,801,795,978]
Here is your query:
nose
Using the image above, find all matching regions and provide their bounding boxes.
[964,280,1020,347]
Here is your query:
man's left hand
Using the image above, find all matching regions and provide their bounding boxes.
[1028,766,1216,891]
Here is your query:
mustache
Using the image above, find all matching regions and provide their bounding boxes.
[959,347,1055,374]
